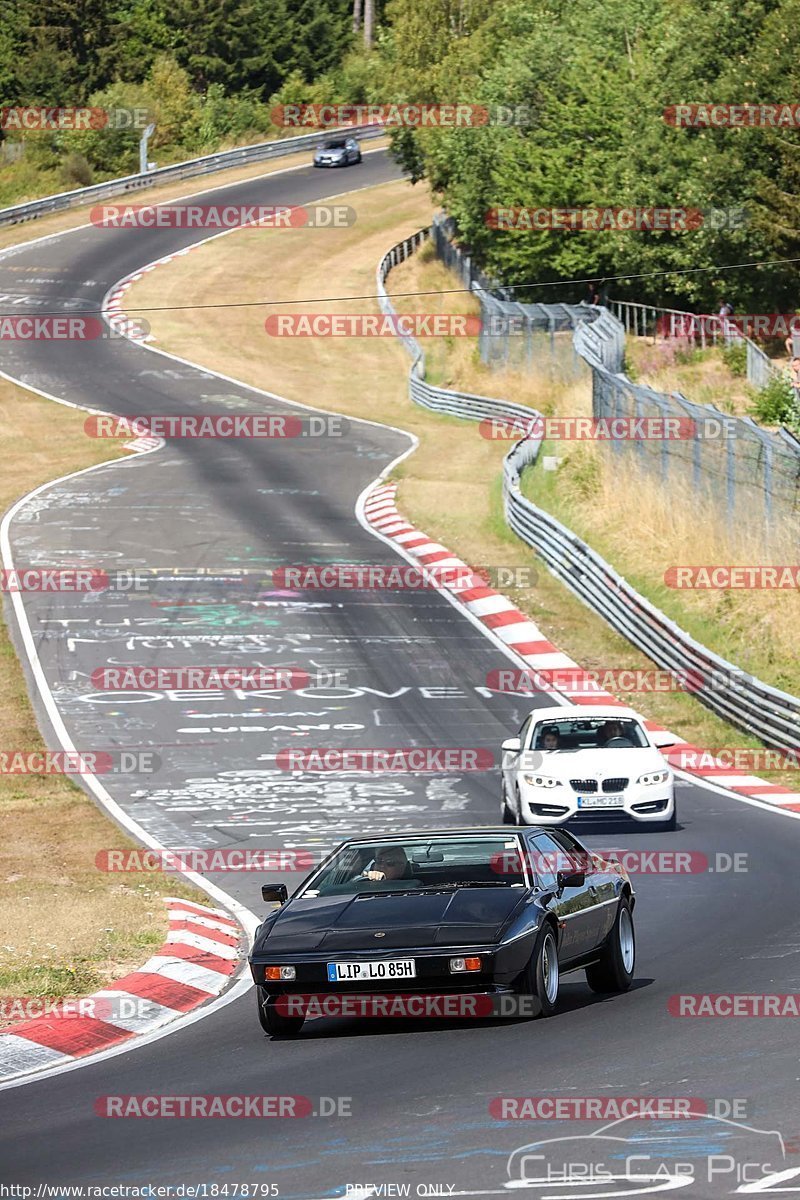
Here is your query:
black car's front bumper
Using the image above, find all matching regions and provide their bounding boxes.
[250,941,532,996]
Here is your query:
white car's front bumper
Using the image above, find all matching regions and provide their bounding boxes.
[517,778,675,825]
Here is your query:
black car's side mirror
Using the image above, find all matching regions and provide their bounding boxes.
[557,870,585,891]
[262,883,288,904]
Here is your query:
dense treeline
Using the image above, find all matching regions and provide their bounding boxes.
[3,0,800,310]
[380,0,800,311]
[0,0,369,197]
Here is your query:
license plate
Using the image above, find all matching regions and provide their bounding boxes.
[326,959,416,982]
[578,794,625,809]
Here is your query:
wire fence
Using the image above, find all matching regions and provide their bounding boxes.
[608,299,777,390]
[430,215,800,526]
[377,228,800,752]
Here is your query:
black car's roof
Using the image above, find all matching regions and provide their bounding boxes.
[329,827,567,847]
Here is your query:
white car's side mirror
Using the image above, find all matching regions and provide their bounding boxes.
[502,737,521,753]
[649,728,679,748]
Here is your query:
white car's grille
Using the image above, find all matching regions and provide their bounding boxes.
[570,777,629,793]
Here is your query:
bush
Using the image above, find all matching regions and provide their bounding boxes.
[749,372,799,429]
[61,152,93,187]
[722,341,747,376]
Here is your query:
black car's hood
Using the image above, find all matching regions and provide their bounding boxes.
[253,888,527,953]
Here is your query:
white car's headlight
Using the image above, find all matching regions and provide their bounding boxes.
[523,774,560,788]
[638,770,671,786]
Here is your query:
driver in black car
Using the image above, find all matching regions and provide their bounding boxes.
[360,846,412,882]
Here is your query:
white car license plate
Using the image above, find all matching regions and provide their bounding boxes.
[578,794,625,809]
[327,959,416,982]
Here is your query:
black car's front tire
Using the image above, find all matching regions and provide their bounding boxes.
[585,897,635,994]
[256,987,305,1036]
[519,923,560,1017]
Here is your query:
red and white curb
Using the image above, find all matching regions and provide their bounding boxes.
[0,898,243,1081]
[104,244,205,345]
[363,483,800,811]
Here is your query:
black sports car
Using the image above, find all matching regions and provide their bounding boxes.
[249,827,635,1036]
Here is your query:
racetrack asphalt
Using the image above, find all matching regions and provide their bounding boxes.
[0,150,798,1199]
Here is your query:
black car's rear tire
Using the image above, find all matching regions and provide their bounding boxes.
[519,923,560,1017]
[585,897,635,994]
[256,987,304,1036]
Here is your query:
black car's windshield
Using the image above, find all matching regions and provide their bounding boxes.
[298,836,527,897]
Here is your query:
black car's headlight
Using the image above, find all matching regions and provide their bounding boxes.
[264,965,296,981]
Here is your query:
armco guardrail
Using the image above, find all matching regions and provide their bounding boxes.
[377,230,600,425]
[0,124,386,227]
[378,227,800,752]
[503,440,800,751]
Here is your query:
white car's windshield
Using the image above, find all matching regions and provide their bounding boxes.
[531,717,648,751]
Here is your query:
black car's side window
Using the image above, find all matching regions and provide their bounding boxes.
[529,833,565,890]
[549,828,591,874]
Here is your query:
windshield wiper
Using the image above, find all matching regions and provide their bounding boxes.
[415,880,516,890]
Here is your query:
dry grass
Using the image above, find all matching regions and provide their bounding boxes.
[0,378,201,1016]
[625,336,752,415]
[122,175,792,785]
[525,438,800,695]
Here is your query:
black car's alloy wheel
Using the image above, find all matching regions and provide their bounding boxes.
[585,898,635,993]
[520,924,560,1017]
[256,986,305,1036]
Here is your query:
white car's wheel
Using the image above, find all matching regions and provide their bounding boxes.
[501,781,516,824]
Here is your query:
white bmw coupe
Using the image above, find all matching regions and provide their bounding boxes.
[501,705,676,830]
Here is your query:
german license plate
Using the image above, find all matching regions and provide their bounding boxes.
[326,959,416,982]
[578,795,624,809]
